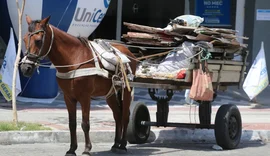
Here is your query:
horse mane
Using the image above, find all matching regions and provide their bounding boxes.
[29,20,41,32]
[77,37,90,49]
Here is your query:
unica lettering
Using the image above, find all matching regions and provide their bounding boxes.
[74,7,105,23]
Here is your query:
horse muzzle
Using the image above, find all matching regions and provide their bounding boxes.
[20,63,36,77]
[20,56,37,77]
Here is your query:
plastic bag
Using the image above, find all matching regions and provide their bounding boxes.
[156,41,195,73]
[174,15,204,27]
[189,61,214,101]
[164,15,204,31]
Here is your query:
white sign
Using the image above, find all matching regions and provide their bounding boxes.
[6,0,111,51]
[257,9,270,21]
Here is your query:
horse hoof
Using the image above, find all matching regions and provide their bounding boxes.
[82,151,91,156]
[65,154,76,156]
[119,146,127,153]
[65,151,76,156]
[111,147,127,154]
[111,146,118,153]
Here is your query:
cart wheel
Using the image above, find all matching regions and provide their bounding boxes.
[127,102,151,144]
[214,104,242,149]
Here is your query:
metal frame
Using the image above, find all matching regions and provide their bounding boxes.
[137,88,215,129]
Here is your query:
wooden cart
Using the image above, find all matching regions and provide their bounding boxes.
[106,38,249,149]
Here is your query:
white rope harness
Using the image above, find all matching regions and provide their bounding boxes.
[55,41,128,98]
[40,25,54,60]
[21,31,205,99]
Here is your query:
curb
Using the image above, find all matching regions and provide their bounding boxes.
[0,129,269,145]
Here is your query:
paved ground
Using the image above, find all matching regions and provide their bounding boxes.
[0,86,270,147]
[1,106,270,132]
[0,142,269,156]
[0,86,270,132]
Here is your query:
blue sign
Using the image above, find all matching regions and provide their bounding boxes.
[195,0,231,26]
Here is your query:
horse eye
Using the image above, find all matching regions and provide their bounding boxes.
[35,39,42,46]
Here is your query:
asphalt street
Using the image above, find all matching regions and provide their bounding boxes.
[0,142,269,156]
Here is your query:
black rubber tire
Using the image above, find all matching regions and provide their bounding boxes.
[127,102,151,144]
[214,104,242,149]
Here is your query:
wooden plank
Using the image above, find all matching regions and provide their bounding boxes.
[123,22,183,37]
[207,47,242,54]
[211,71,241,82]
[128,78,237,90]
[129,82,189,90]
[123,32,174,41]
[197,27,238,35]
[126,39,176,47]
[137,51,171,60]
[124,22,163,33]
[171,24,196,34]
[193,59,247,65]
[189,63,246,71]
[207,64,243,71]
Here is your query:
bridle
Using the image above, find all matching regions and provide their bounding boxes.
[22,24,54,65]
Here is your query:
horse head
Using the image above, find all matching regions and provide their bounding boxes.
[20,15,54,77]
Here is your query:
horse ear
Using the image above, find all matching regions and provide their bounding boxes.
[26,15,32,25]
[40,15,51,26]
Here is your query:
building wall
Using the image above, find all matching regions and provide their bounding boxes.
[90,0,185,40]
[243,0,256,69]
[244,0,270,76]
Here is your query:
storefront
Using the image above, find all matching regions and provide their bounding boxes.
[91,0,237,40]
[0,0,238,58]
[90,0,185,40]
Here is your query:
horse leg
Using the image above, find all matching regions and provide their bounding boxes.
[79,97,92,156]
[106,93,122,152]
[119,88,133,152]
[64,95,78,156]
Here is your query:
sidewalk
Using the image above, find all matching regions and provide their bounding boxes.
[1,105,270,131]
[0,86,270,144]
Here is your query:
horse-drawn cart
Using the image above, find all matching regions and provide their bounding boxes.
[19,13,251,155]
[108,39,249,150]
[105,20,249,150]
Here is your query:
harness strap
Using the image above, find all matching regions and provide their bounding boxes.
[89,41,116,99]
[39,25,54,60]
[88,42,101,69]
[105,84,116,99]
[106,58,121,99]
[56,68,109,79]
[56,40,130,99]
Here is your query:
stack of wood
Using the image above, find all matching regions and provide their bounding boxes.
[122,22,249,49]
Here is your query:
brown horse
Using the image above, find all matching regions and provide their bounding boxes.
[20,15,137,156]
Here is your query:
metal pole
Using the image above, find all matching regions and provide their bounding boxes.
[116,0,123,40]
[235,0,246,44]
[234,0,246,61]
[185,0,190,14]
